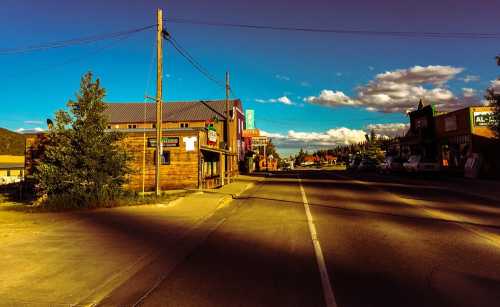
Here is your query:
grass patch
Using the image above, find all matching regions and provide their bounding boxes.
[1,190,192,213]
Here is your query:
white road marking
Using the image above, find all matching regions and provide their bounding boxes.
[299,178,338,307]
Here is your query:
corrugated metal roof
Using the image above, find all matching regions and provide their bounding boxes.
[104,100,242,124]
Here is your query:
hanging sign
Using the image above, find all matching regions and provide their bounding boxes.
[252,136,269,146]
[242,129,260,138]
[208,129,217,144]
[245,109,255,129]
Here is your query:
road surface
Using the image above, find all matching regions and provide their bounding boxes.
[105,170,500,307]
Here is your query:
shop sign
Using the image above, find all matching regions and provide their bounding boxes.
[242,128,260,138]
[147,137,179,148]
[252,136,269,146]
[245,109,255,129]
[474,111,494,126]
[444,115,457,132]
[207,128,217,145]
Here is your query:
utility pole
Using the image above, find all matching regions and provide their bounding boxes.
[225,71,231,183]
[155,8,163,196]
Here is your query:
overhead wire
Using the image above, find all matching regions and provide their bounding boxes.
[166,33,226,89]
[3,34,136,79]
[166,18,500,39]
[0,24,156,55]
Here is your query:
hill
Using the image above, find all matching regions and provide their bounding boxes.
[0,128,25,155]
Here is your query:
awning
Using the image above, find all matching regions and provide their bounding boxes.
[200,146,236,155]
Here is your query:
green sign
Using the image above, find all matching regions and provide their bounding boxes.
[245,109,255,129]
[474,111,494,126]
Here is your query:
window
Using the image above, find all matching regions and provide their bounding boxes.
[6,170,10,177]
[107,125,111,129]
[128,124,137,129]
[180,122,189,128]
[152,123,156,128]
[153,150,171,165]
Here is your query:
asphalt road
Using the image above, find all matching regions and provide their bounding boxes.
[112,171,500,307]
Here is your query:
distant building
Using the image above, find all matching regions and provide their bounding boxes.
[0,155,24,185]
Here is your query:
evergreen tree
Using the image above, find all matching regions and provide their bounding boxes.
[295,148,306,165]
[486,82,500,139]
[34,72,130,205]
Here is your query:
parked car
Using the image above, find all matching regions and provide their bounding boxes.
[358,158,379,172]
[378,156,406,173]
[348,155,362,170]
[403,155,440,172]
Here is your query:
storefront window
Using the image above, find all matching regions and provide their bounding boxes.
[153,150,171,165]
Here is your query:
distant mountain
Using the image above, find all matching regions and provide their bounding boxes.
[0,128,25,155]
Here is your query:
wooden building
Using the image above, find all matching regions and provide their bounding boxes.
[0,155,24,185]
[103,99,245,191]
[435,106,499,176]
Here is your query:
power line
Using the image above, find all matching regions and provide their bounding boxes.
[0,24,155,55]
[166,18,500,39]
[3,34,135,79]
[166,33,226,89]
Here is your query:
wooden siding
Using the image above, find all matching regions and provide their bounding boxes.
[121,131,200,191]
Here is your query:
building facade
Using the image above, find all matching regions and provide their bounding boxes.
[104,100,245,191]
[435,106,498,176]
[399,103,499,177]
[25,100,246,191]
[0,155,24,185]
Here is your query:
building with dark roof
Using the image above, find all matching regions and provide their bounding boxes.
[102,99,245,191]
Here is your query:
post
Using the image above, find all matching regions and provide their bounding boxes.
[225,71,231,183]
[155,8,163,196]
[264,144,267,172]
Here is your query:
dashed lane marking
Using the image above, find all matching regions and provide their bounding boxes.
[298,178,338,307]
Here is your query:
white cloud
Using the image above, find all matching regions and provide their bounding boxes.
[275,74,290,81]
[366,123,410,138]
[300,81,311,87]
[368,66,375,71]
[23,120,43,125]
[306,65,479,113]
[255,96,294,105]
[462,88,476,98]
[260,130,286,139]
[305,90,358,107]
[261,124,409,149]
[16,127,43,133]
[375,65,463,85]
[336,72,343,77]
[462,75,480,83]
[490,79,500,94]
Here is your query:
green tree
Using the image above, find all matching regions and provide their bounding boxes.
[34,72,130,206]
[295,148,306,165]
[486,83,500,139]
[363,130,384,162]
[266,139,280,161]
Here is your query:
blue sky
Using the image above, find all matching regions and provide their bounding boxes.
[1,0,499,156]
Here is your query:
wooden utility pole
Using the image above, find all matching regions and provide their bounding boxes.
[225,71,231,183]
[155,8,163,196]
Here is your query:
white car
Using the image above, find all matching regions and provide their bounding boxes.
[403,155,440,172]
[378,156,405,173]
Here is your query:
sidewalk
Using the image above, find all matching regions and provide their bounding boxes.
[0,176,260,307]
